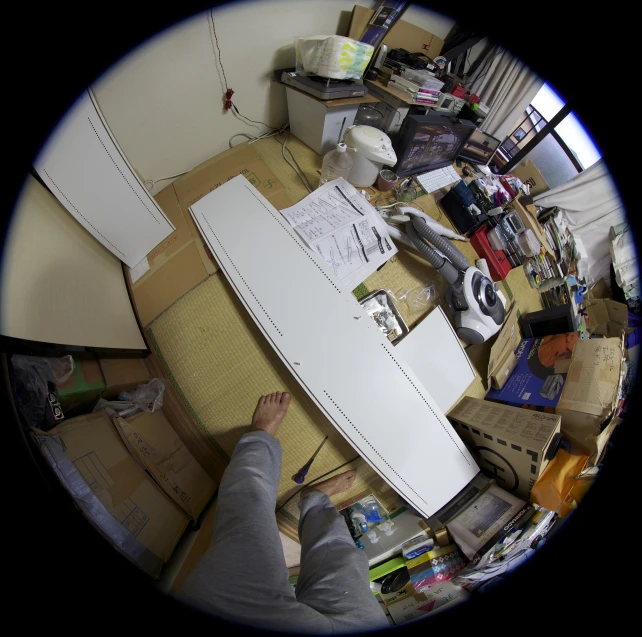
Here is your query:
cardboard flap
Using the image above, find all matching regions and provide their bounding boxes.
[488,303,521,381]
[112,410,216,520]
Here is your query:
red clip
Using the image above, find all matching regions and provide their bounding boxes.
[224,88,234,111]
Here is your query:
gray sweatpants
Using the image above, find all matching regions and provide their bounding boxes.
[175,430,389,634]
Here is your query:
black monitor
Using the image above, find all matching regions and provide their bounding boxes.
[459,129,501,166]
[393,113,476,176]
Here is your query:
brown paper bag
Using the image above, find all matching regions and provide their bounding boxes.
[530,449,594,517]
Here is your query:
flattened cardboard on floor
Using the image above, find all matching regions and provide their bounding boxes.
[112,409,216,520]
[128,144,293,326]
[99,357,150,399]
[448,397,561,500]
[556,337,623,454]
[32,411,189,577]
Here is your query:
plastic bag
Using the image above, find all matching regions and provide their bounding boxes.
[294,36,374,80]
[93,378,165,419]
[10,355,74,428]
[397,284,439,313]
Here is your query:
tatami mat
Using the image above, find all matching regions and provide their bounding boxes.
[148,272,387,527]
[149,137,542,531]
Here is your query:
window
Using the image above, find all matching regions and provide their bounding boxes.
[497,83,601,185]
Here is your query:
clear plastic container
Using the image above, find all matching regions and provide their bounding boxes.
[516,229,541,257]
[488,226,508,251]
[319,142,354,186]
[401,68,444,90]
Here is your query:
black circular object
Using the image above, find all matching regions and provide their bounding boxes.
[380,567,410,594]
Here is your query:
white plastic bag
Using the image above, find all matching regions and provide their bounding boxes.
[93,378,165,419]
[295,36,373,80]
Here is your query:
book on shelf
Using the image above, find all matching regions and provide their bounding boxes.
[391,75,441,95]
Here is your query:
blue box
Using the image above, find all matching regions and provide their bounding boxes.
[486,333,580,408]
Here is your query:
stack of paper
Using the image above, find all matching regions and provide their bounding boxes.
[280,178,397,291]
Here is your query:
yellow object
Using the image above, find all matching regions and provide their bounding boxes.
[530,449,594,517]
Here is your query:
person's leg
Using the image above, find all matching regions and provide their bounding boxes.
[295,473,389,634]
[175,393,330,634]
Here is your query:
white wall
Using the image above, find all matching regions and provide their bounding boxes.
[1,176,147,350]
[92,1,457,194]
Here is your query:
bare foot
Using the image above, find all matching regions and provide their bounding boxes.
[251,392,291,436]
[301,469,357,499]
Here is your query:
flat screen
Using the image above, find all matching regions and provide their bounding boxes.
[393,113,476,176]
[459,129,501,165]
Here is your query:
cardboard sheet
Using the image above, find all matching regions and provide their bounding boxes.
[33,91,175,268]
[555,337,623,453]
[189,176,479,517]
[32,411,189,577]
[129,144,293,326]
[113,410,216,520]
[487,303,522,390]
[395,306,476,413]
[99,357,149,399]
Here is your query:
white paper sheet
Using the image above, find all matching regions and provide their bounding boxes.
[281,179,397,291]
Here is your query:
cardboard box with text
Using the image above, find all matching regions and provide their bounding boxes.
[449,397,561,500]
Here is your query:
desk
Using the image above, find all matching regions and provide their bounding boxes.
[142,134,543,540]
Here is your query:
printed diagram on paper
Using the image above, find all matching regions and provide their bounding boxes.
[281,178,397,291]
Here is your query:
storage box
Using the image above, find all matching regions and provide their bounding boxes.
[32,411,189,577]
[56,358,105,416]
[470,226,511,281]
[583,298,628,337]
[487,304,522,390]
[98,357,150,399]
[129,145,293,326]
[509,159,550,199]
[486,332,580,408]
[285,87,360,155]
[555,337,624,455]
[449,397,562,500]
[112,409,216,520]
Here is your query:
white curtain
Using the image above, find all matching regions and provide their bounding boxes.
[467,46,544,142]
[534,159,627,287]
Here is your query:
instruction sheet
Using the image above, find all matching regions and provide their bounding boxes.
[280,178,397,291]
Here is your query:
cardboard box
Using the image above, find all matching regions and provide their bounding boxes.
[509,159,550,199]
[112,409,216,520]
[487,304,522,390]
[384,582,465,624]
[510,197,554,254]
[32,411,189,577]
[556,337,623,454]
[584,299,628,337]
[98,357,150,399]
[348,5,444,58]
[129,144,293,326]
[486,332,580,408]
[449,397,562,500]
[56,358,105,416]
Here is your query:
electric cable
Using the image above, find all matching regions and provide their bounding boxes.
[275,131,313,193]
[275,456,361,513]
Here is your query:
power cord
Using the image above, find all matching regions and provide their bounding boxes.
[275,456,361,513]
[275,131,314,193]
[143,170,190,192]
[209,8,278,132]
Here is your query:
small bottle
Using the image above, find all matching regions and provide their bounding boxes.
[319,143,353,186]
